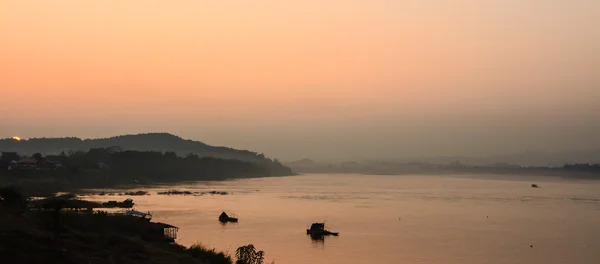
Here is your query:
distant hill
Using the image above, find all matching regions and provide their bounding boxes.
[0,133,292,174]
[285,149,600,175]
[285,158,317,167]
[390,149,600,167]
[284,158,600,178]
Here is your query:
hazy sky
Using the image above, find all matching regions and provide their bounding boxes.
[1,0,599,161]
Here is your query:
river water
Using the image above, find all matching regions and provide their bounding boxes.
[85,174,600,264]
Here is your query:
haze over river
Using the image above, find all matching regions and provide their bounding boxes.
[86,174,600,264]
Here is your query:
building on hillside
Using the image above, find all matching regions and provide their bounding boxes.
[14,157,36,170]
[17,157,36,165]
[147,222,179,243]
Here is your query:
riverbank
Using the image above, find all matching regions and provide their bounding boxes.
[0,166,286,197]
[287,166,600,179]
[0,187,266,264]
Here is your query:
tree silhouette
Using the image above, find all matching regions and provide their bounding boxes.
[1,152,20,162]
[32,153,43,164]
[235,244,264,264]
[186,153,199,160]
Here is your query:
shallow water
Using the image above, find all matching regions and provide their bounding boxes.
[85,174,600,264]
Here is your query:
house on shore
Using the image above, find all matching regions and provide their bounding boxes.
[18,157,36,165]
[147,222,179,242]
[0,152,62,171]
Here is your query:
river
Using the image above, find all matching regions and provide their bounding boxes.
[84,174,600,264]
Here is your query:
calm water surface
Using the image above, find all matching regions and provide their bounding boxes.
[86,174,600,264]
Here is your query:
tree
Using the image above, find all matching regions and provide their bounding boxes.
[236,244,264,264]
[32,153,43,164]
[164,151,178,159]
[106,146,123,154]
[0,152,20,162]
[186,153,199,160]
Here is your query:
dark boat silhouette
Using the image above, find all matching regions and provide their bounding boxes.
[306,222,338,236]
[219,212,238,223]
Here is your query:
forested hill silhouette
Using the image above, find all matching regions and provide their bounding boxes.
[0,133,290,172]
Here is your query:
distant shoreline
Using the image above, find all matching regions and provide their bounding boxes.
[1,147,295,197]
[289,167,600,179]
[0,169,294,197]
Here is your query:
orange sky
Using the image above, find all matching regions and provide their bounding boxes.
[1,0,599,160]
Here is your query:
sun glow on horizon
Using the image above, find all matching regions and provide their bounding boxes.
[12,136,21,141]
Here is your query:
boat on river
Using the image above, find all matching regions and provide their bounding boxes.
[124,209,152,221]
[219,212,238,223]
[306,222,338,236]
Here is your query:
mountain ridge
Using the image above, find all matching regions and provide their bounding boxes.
[0,133,283,166]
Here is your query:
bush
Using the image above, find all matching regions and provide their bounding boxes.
[187,243,233,264]
[0,186,28,211]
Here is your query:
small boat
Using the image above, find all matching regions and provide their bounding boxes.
[531,184,540,188]
[102,198,134,208]
[219,212,238,223]
[124,209,152,221]
[306,222,338,236]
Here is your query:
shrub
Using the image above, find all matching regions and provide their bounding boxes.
[187,243,232,264]
[235,244,264,264]
[0,186,28,211]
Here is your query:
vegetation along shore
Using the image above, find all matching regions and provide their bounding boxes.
[0,187,269,264]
